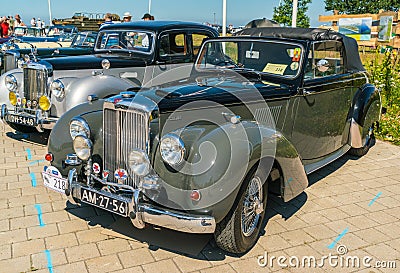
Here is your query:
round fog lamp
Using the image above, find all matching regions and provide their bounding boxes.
[38,95,51,111]
[128,149,150,176]
[73,135,93,161]
[9,92,18,106]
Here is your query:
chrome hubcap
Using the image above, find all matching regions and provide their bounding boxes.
[241,176,263,237]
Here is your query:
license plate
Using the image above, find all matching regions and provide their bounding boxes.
[7,113,36,126]
[42,172,67,194]
[80,188,128,217]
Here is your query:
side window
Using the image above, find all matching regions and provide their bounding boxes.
[306,41,344,79]
[192,33,210,56]
[159,32,188,58]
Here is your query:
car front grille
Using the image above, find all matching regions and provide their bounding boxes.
[23,65,48,101]
[4,54,17,73]
[103,105,149,188]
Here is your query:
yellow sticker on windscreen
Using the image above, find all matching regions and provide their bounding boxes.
[263,63,288,75]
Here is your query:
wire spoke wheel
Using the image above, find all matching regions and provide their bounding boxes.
[241,176,263,237]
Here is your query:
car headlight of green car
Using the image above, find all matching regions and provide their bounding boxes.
[160,133,185,166]
[70,117,91,140]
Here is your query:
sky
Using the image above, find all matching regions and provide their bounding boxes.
[1,0,331,28]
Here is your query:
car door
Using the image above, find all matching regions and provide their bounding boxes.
[292,40,353,161]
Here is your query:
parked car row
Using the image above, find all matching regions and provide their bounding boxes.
[0,22,381,254]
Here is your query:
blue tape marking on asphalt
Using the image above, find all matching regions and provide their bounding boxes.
[45,249,54,273]
[368,192,382,206]
[26,148,32,160]
[29,159,46,165]
[327,227,349,249]
[34,204,45,227]
[29,172,37,187]
[287,178,293,184]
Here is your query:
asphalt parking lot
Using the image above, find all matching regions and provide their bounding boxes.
[0,121,399,273]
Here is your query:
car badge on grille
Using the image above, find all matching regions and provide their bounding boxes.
[114,168,128,181]
[92,163,101,174]
[102,169,110,179]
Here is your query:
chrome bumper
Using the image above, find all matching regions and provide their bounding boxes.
[1,105,57,132]
[65,169,216,234]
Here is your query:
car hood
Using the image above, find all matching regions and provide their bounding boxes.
[114,74,294,113]
[39,54,149,70]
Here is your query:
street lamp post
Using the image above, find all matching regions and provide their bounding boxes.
[222,0,227,36]
[292,0,298,27]
[148,0,152,14]
[47,0,53,26]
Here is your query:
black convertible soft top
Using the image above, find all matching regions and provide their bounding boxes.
[236,27,365,72]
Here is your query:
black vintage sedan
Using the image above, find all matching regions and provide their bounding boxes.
[42,28,381,254]
[0,31,97,75]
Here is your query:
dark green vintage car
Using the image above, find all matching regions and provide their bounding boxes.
[42,28,381,254]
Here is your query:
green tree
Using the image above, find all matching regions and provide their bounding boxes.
[325,0,400,14]
[273,0,311,28]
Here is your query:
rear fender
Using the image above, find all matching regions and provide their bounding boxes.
[349,83,381,148]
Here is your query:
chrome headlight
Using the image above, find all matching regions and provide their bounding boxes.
[70,117,91,140]
[128,149,150,176]
[23,54,30,62]
[50,80,65,99]
[5,74,17,91]
[160,134,185,166]
[101,59,110,70]
[17,58,24,68]
[73,135,92,161]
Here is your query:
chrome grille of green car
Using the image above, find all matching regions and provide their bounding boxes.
[23,65,48,102]
[103,106,149,188]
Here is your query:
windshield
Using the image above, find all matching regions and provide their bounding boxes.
[196,39,304,78]
[71,33,96,47]
[14,27,27,36]
[95,30,154,54]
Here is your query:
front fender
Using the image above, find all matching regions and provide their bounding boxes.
[153,121,281,221]
[48,99,104,176]
[51,75,135,117]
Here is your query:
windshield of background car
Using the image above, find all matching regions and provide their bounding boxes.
[14,27,26,36]
[196,39,304,78]
[95,30,154,54]
[71,33,96,47]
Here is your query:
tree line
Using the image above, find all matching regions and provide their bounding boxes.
[273,0,400,28]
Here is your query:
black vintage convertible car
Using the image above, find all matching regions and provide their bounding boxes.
[42,27,381,254]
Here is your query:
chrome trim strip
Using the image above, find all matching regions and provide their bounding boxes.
[349,118,363,148]
[304,144,351,174]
